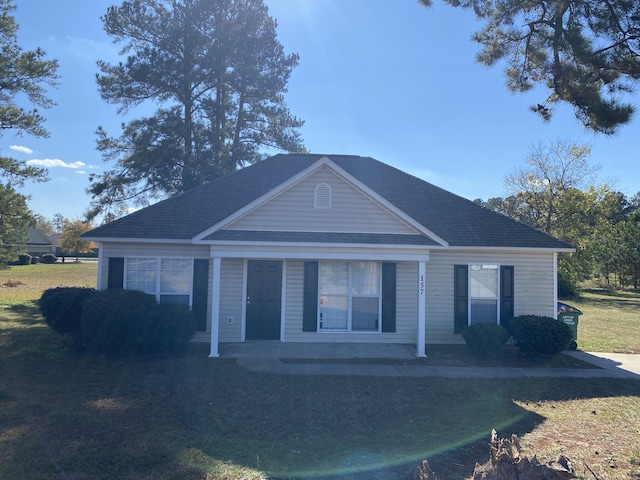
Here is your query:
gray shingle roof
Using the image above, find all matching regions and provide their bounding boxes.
[83,154,573,250]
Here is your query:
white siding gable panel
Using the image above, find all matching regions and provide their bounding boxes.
[225,167,418,234]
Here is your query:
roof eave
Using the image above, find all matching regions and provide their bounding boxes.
[446,245,576,253]
[81,236,193,244]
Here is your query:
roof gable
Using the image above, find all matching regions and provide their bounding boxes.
[28,228,53,246]
[195,157,446,245]
[83,153,573,250]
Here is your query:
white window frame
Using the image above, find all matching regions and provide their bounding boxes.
[124,256,194,307]
[468,263,500,325]
[318,260,382,333]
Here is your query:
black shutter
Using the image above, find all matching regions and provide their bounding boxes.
[500,265,514,327]
[107,257,124,289]
[302,261,318,332]
[454,265,468,334]
[381,262,396,332]
[192,259,209,331]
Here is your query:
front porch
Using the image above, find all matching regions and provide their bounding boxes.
[217,341,418,359]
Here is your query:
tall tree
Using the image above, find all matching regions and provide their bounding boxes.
[59,220,95,262]
[0,0,58,264]
[484,140,607,293]
[88,0,305,219]
[419,0,640,134]
[0,183,32,264]
[504,139,599,235]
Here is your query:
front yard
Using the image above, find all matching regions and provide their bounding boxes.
[1,263,639,479]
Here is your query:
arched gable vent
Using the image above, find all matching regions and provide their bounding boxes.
[314,183,332,209]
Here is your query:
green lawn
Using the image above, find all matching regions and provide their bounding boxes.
[1,264,639,479]
[562,289,640,354]
[0,262,97,304]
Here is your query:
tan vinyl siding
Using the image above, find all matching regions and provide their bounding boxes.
[283,260,416,344]
[396,262,419,341]
[217,258,244,342]
[425,250,556,344]
[226,167,418,234]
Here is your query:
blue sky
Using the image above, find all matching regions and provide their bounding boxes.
[6,0,640,222]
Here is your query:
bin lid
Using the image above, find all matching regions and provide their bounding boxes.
[557,302,582,315]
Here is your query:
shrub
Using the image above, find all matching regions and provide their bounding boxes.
[508,315,573,356]
[149,304,197,354]
[461,323,510,358]
[17,253,31,265]
[39,287,97,335]
[79,289,196,356]
[40,253,58,264]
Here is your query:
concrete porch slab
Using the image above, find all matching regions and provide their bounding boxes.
[218,342,418,359]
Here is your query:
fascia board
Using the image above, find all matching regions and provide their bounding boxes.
[81,236,192,244]
[445,246,576,254]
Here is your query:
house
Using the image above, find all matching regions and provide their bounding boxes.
[27,228,55,258]
[82,154,574,357]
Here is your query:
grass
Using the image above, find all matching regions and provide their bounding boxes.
[562,289,640,354]
[0,262,97,304]
[1,264,639,479]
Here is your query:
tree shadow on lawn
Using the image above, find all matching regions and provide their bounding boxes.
[573,289,640,309]
[2,343,640,480]
[167,357,640,480]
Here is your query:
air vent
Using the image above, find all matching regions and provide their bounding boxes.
[314,183,332,209]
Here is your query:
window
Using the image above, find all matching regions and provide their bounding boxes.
[125,257,193,306]
[318,261,380,332]
[470,264,498,324]
[454,264,514,333]
[126,258,157,294]
[160,258,192,305]
[314,183,332,209]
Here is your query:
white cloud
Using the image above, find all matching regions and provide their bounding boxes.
[10,145,33,154]
[27,158,86,169]
[66,36,119,63]
[75,170,87,175]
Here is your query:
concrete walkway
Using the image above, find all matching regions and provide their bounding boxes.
[220,343,640,379]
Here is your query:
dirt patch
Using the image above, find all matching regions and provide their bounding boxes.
[408,431,577,480]
[2,280,25,288]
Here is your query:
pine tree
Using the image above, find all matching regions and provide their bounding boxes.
[89,0,305,219]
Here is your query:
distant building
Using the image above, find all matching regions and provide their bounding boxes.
[27,229,55,257]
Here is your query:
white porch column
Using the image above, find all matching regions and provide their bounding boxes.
[417,260,426,357]
[209,257,222,358]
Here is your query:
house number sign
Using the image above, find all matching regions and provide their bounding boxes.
[419,274,425,296]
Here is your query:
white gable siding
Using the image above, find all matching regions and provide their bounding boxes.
[225,167,418,234]
[424,250,556,344]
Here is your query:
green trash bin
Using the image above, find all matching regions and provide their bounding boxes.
[557,302,582,350]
